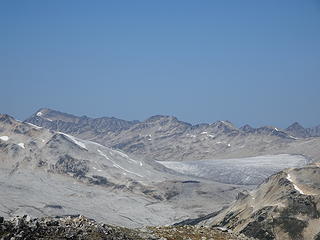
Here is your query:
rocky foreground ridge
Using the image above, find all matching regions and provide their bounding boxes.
[196,164,320,240]
[0,215,256,240]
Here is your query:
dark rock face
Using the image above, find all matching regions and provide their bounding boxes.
[0,114,14,125]
[240,124,255,133]
[88,175,111,186]
[286,122,310,138]
[286,122,320,138]
[53,154,89,177]
[241,220,275,240]
[275,216,307,240]
[314,232,320,240]
[309,125,320,137]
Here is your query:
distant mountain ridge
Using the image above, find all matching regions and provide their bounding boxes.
[24,108,320,162]
[286,122,320,138]
[25,108,139,134]
[26,108,320,138]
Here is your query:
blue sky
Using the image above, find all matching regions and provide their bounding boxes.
[1,0,319,127]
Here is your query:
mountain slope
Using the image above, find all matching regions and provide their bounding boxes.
[196,164,320,240]
[0,114,247,227]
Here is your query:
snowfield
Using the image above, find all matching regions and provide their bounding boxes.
[0,136,9,141]
[159,154,309,185]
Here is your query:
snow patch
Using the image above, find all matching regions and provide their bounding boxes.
[113,150,138,164]
[0,136,9,141]
[289,135,298,140]
[287,174,305,194]
[200,132,214,138]
[36,111,53,121]
[98,149,143,177]
[186,134,196,138]
[115,164,143,178]
[59,132,87,150]
[18,143,25,149]
[26,123,42,129]
[113,150,129,158]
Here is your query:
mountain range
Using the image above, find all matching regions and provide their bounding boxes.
[25,108,320,162]
[0,113,248,227]
[1,108,320,240]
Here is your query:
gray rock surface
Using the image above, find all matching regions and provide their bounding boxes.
[196,164,320,240]
[285,122,320,138]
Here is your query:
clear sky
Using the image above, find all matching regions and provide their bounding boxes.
[1,0,319,128]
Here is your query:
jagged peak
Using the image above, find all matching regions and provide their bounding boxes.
[145,115,177,122]
[0,114,16,124]
[286,122,305,130]
[240,124,255,132]
[210,120,237,130]
[33,108,78,119]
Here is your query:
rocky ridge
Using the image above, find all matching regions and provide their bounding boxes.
[195,164,320,240]
[25,108,320,162]
[0,215,256,240]
[286,122,320,138]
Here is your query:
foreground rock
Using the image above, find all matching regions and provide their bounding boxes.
[0,215,142,240]
[0,215,255,240]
